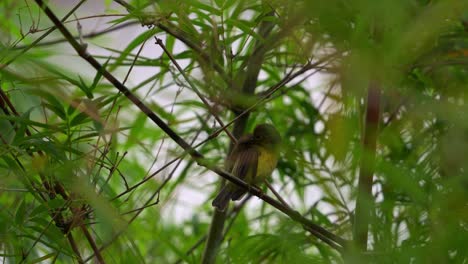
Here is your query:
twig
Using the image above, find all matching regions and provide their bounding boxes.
[155,37,237,143]
[1,82,86,263]
[111,55,322,201]
[123,38,147,85]
[257,52,339,98]
[120,201,159,216]
[113,0,230,84]
[20,200,78,263]
[83,119,206,262]
[0,0,87,70]
[80,226,106,264]
[353,82,381,250]
[174,196,252,264]
[12,21,140,49]
[34,14,127,32]
[34,0,346,250]
[265,180,291,209]
[383,98,406,128]
[202,10,281,264]
[54,185,106,264]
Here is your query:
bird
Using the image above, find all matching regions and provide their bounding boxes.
[212,124,281,211]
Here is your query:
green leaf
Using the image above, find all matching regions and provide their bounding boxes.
[30,253,57,264]
[189,1,222,16]
[15,199,27,225]
[69,111,90,127]
[225,18,263,41]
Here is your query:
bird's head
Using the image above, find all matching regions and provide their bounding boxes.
[253,124,282,149]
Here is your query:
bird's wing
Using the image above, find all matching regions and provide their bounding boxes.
[212,143,258,210]
[228,144,258,201]
[231,146,258,182]
[225,134,253,171]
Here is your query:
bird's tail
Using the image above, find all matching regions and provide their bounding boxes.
[212,185,233,212]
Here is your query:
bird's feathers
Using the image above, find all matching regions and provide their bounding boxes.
[212,185,233,212]
[212,124,281,211]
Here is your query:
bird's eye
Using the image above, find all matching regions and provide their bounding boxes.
[255,135,262,140]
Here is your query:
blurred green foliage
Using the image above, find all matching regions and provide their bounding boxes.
[0,0,468,263]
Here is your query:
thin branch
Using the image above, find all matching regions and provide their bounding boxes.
[114,46,330,202]
[113,0,230,84]
[0,0,87,70]
[12,21,139,49]
[155,37,237,143]
[257,52,339,98]
[53,184,106,264]
[202,10,280,264]
[123,37,147,85]
[265,180,291,209]
[34,14,127,32]
[80,226,105,264]
[113,0,132,10]
[1,83,86,263]
[66,233,84,263]
[174,196,252,264]
[383,98,406,128]
[34,0,200,157]
[20,200,82,263]
[353,83,381,250]
[34,0,346,251]
[83,120,205,262]
[120,201,159,216]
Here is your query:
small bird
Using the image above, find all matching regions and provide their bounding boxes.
[212,124,282,211]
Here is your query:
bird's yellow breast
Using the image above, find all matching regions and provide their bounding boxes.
[255,146,278,183]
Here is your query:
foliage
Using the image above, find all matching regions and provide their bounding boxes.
[0,0,468,263]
